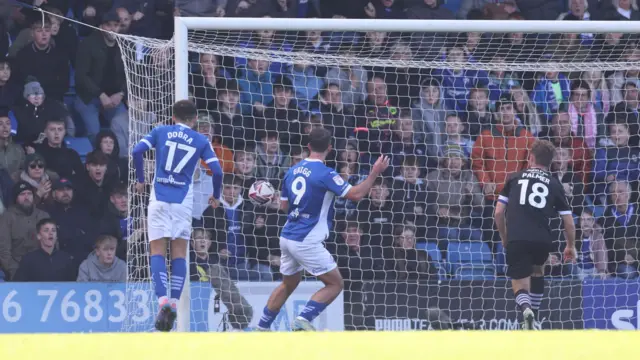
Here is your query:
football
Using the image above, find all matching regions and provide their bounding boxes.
[248,180,275,206]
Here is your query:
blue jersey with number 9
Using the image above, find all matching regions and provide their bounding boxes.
[280,158,352,242]
[140,123,217,204]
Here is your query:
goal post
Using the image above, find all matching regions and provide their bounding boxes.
[120,16,640,332]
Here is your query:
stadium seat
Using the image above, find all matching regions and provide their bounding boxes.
[416,242,447,280]
[456,264,496,281]
[65,137,93,162]
[447,241,493,274]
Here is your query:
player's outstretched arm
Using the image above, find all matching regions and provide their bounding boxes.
[494,201,507,247]
[343,155,390,201]
[561,213,577,262]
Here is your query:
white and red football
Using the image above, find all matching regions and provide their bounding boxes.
[248,180,275,206]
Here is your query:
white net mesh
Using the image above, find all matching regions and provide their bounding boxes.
[118,25,640,332]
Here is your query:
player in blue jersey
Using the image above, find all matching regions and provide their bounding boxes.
[132,100,223,332]
[257,127,389,331]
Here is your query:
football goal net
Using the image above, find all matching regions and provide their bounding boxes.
[119,17,640,332]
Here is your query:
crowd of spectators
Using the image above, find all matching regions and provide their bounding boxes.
[1,0,640,285]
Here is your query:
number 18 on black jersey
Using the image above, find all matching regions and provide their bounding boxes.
[497,168,572,244]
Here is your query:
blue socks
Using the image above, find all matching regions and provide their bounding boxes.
[170,258,187,302]
[150,255,168,302]
[258,306,279,330]
[298,300,327,323]
[151,256,186,307]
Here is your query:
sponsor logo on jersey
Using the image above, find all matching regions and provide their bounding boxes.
[333,175,345,186]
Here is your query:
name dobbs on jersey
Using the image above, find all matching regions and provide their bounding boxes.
[167,130,194,144]
[522,170,550,184]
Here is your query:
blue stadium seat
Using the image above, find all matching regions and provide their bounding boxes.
[416,242,447,280]
[447,241,493,274]
[65,137,93,162]
[455,264,495,281]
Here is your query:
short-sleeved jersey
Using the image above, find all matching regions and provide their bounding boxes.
[498,168,572,244]
[280,158,352,242]
[140,123,218,204]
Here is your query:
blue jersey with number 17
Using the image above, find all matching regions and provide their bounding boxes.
[140,123,218,204]
[280,158,352,243]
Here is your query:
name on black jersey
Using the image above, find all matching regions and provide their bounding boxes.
[167,131,194,144]
[294,167,312,177]
[521,171,550,184]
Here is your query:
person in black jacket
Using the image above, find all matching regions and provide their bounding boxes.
[326,221,384,281]
[382,223,437,281]
[13,78,71,145]
[13,218,76,282]
[73,11,128,142]
[257,76,303,149]
[43,177,97,269]
[14,16,70,102]
[74,150,113,217]
[33,118,84,181]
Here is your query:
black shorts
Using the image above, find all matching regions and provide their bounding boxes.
[506,241,552,280]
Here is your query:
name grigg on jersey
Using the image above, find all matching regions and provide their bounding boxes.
[521,171,550,184]
[293,167,312,177]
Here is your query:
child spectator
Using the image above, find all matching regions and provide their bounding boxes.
[532,70,571,123]
[384,224,437,281]
[465,87,492,139]
[97,184,131,260]
[289,146,309,168]
[594,121,640,197]
[255,131,289,181]
[510,85,542,136]
[0,58,19,109]
[486,55,521,104]
[77,235,127,282]
[190,228,217,281]
[287,62,325,111]
[46,7,79,64]
[238,58,273,115]
[361,31,389,58]
[32,118,83,181]
[95,130,123,185]
[0,110,24,174]
[412,77,446,152]
[13,218,75,281]
[443,113,474,160]
[13,77,72,144]
[574,208,609,279]
[232,147,258,197]
[12,153,58,206]
[196,114,234,173]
